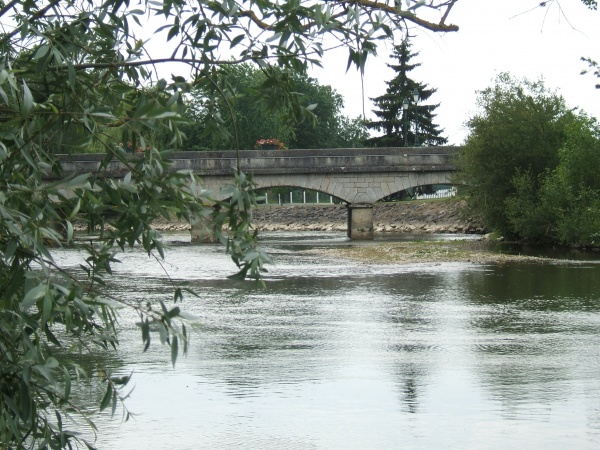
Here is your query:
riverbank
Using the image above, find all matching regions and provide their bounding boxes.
[152,198,486,234]
[251,199,485,233]
[146,199,599,265]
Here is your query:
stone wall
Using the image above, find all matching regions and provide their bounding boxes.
[150,199,485,234]
[251,200,485,234]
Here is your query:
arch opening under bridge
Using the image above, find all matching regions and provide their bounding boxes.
[194,147,458,240]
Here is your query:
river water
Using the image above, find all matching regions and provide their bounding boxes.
[56,231,600,449]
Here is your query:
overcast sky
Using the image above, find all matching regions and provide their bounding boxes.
[309,0,600,145]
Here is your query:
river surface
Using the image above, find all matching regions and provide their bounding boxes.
[55,232,600,449]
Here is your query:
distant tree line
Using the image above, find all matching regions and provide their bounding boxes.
[181,63,369,151]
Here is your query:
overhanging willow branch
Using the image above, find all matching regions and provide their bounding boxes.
[238,1,459,33]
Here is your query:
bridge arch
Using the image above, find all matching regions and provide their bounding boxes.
[254,186,342,205]
[382,182,458,202]
[206,170,454,204]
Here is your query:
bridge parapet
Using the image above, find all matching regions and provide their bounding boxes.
[57,146,458,177]
[169,146,458,175]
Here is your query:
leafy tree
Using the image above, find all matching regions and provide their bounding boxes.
[333,116,371,148]
[288,75,369,149]
[0,0,459,447]
[457,73,577,237]
[506,117,600,246]
[183,66,368,150]
[183,64,295,150]
[366,39,447,147]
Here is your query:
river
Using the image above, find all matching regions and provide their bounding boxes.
[55,231,600,449]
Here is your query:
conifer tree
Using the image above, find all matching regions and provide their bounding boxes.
[366,39,447,147]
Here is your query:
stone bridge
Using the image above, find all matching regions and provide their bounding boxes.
[59,146,459,240]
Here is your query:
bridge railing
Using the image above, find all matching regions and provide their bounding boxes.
[415,187,457,200]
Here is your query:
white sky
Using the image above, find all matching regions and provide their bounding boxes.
[308,0,600,145]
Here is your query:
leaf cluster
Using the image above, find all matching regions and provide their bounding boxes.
[581,57,600,90]
[580,0,598,10]
[506,117,600,246]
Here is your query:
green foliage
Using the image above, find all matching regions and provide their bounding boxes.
[581,0,598,10]
[183,65,369,150]
[366,39,447,147]
[461,73,600,247]
[536,118,600,246]
[457,73,575,235]
[556,118,600,191]
[335,116,371,149]
[183,64,296,150]
[213,170,272,281]
[581,57,600,90]
[288,76,369,149]
[504,170,560,242]
[0,0,459,447]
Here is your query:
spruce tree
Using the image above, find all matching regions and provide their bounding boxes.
[366,39,447,147]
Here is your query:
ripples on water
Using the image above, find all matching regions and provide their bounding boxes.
[52,231,600,449]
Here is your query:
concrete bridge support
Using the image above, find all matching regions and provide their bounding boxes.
[190,211,219,243]
[347,203,374,240]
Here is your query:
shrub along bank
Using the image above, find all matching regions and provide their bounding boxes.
[457,73,600,248]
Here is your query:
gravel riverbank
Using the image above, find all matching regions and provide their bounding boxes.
[152,198,486,234]
[251,199,485,234]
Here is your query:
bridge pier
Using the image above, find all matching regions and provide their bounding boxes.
[190,211,219,243]
[347,203,374,240]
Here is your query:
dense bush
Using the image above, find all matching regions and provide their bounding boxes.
[459,73,600,246]
[506,119,600,246]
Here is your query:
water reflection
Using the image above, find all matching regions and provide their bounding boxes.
[465,262,600,308]
[52,231,600,449]
[456,262,600,430]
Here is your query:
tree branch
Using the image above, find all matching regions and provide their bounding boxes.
[238,1,459,33]
[349,0,459,32]
[0,0,61,46]
[239,10,274,30]
[440,0,458,25]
